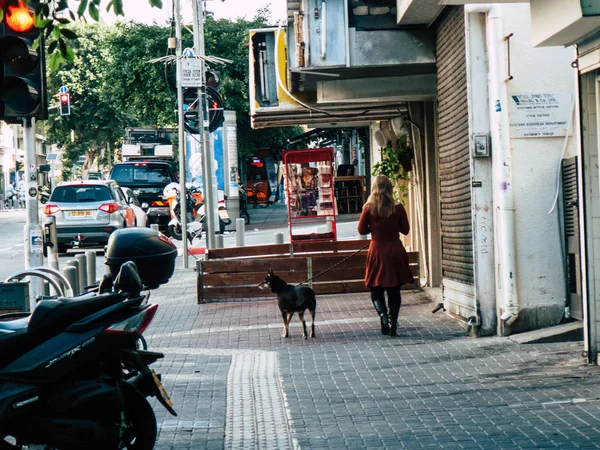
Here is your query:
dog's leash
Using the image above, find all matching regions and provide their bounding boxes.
[296,241,370,286]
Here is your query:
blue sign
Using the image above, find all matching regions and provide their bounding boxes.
[59,86,68,94]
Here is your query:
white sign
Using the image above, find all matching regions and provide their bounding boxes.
[508,92,572,138]
[181,58,202,88]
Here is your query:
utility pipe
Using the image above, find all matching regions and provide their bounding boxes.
[466,5,519,325]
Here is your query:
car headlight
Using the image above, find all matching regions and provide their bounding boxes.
[133,189,141,196]
[141,202,149,209]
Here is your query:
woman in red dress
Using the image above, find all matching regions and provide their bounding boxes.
[358,175,414,336]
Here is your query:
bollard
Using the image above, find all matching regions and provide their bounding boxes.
[75,254,87,293]
[65,259,79,295]
[215,234,224,249]
[63,265,79,296]
[274,232,284,244]
[150,224,159,231]
[358,234,368,240]
[85,251,96,287]
[236,218,245,247]
[326,217,333,233]
[43,280,50,297]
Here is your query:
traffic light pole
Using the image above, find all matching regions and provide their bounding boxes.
[174,0,189,267]
[192,0,217,250]
[23,118,43,306]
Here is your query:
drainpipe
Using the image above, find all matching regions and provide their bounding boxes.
[466,5,519,326]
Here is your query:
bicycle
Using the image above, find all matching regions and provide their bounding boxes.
[238,185,250,225]
[250,181,276,208]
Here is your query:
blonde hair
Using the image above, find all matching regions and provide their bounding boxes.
[365,175,395,218]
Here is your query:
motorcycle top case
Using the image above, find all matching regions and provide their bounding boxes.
[105,228,177,289]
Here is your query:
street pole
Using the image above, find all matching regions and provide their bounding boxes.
[192,0,217,249]
[23,118,43,305]
[175,0,189,267]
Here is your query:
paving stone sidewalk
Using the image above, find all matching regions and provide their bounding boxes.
[145,267,600,450]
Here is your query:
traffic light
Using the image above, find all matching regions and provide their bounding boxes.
[207,86,224,133]
[0,0,47,122]
[182,86,223,133]
[59,92,70,115]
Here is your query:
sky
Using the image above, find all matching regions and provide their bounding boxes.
[101,0,287,25]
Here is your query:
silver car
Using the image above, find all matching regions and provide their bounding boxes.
[43,180,135,254]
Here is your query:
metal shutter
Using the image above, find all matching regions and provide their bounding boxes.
[437,6,474,285]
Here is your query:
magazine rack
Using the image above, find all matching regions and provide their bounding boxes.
[282,148,337,243]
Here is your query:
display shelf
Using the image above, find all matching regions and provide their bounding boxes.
[334,176,365,215]
[283,148,337,243]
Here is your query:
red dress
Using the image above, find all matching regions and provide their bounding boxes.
[358,203,414,287]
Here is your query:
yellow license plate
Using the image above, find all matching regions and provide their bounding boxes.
[151,370,173,407]
[70,211,92,217]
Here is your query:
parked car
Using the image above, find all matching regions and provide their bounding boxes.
[120,186,148,227]
[43,180,135,254]
[109,160,177,233]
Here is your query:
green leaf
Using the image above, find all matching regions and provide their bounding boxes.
[48,40,57,54]
[149,0,163,7]
[88,3,99,21]
[60,28,78,39]
[48,51,62,72]
[77,0,88,17]
[52,26,61,40]
[69,10,76,21]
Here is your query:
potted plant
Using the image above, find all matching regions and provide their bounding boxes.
[371,129,414,204]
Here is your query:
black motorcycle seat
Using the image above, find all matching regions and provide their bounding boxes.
[28,292,126,335]
[0,293,127,369]
[0,315,29,332]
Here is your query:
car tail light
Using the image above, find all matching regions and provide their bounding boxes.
[43,204,60,215]
[104,304,158,336]
[99,203,119,214]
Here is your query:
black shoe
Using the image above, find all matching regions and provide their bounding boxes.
[390,326,397,337]
[381,319,389,335]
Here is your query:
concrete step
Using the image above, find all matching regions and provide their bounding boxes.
[509,321,583,344]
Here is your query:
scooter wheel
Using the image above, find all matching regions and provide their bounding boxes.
[120,387,157,449]
[168,224,183,240]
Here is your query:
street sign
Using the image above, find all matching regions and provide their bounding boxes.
[181,48,202,88]
[59,86,68,94]
[46,153,58,161]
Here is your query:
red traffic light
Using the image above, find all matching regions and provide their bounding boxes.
[59,92,70,115]
[5,1,34,33]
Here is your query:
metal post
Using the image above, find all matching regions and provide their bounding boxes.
[175,0,189,268]
[215,234,224,248]
[236,218,245,247]
[274,232,284,244]
[75,254,87,293]
[85,250,96,286]
[63,265,79,296]
[23,118,44,299]
[192,0,217,250]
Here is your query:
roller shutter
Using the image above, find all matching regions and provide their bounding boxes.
[436,6,474,285]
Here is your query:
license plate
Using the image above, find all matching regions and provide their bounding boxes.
[151,370,173,407]
[69,210,92,217]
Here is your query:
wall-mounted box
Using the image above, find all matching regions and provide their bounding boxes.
[0,282,30,313]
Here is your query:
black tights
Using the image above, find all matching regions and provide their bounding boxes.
[370,286,402,324]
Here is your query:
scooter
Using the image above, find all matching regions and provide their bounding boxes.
[163,182,203,243]
[0,228,177,449]
[38,185,50,204]
[197,189,232,235]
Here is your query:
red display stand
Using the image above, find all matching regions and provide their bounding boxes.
[282,148,337,243]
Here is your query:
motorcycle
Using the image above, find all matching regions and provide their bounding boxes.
[163,183,231,242]
[0,228,178,449]
[38,185,50,204]
[163,182,203,243]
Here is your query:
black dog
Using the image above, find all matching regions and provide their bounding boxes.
[259,270,316,339]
